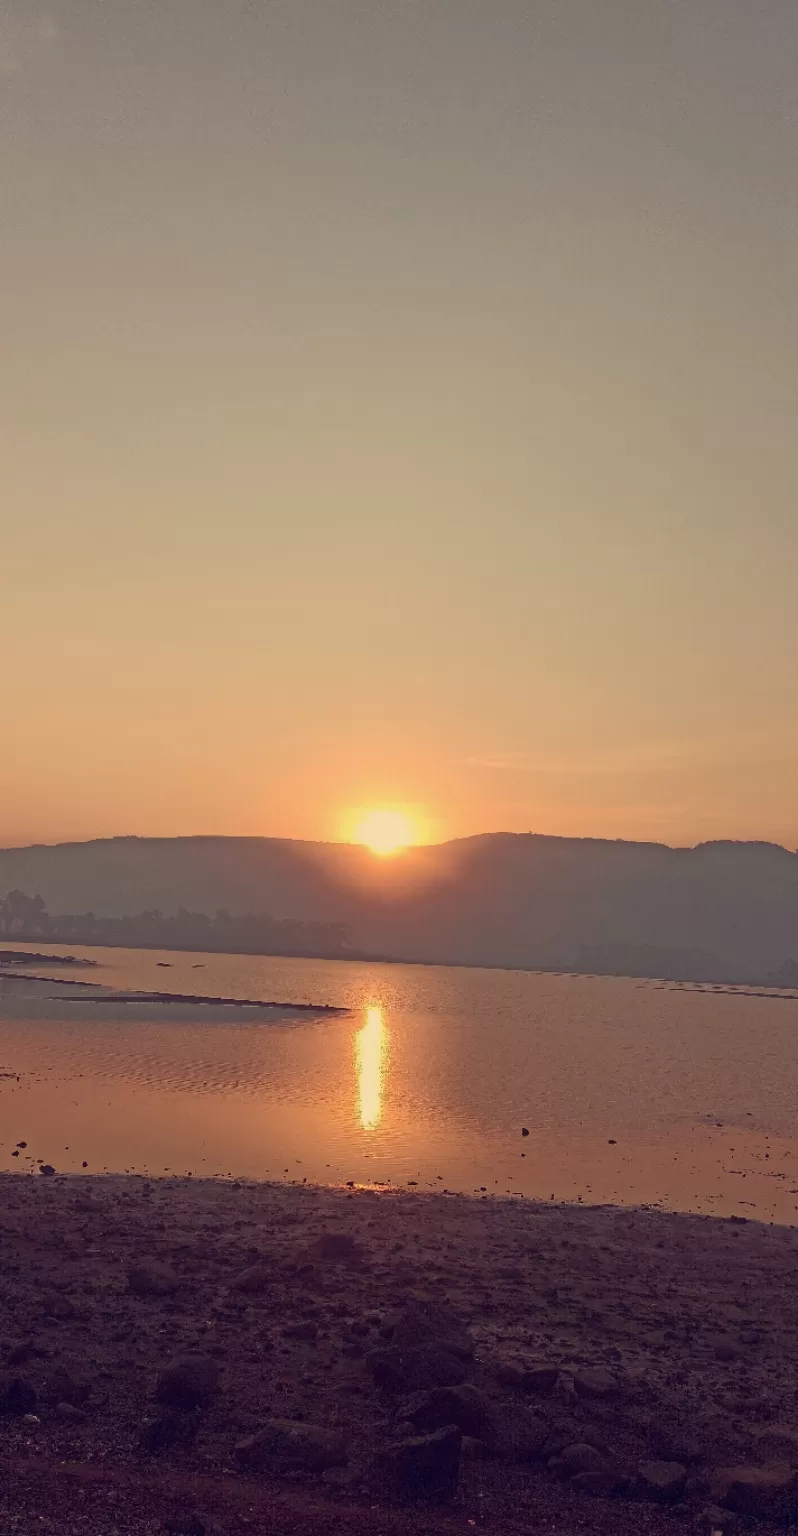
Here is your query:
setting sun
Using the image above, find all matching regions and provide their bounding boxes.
[353,808,417,857]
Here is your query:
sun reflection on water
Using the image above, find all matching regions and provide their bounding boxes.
[356,1004,387,1130]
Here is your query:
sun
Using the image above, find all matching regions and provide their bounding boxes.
[353,808,417,857]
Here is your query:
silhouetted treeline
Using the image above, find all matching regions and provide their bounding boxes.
[0,889,351,958]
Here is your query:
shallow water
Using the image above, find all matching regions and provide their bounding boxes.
[2,941,798,1220]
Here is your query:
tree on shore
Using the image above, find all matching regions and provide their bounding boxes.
[0,889,351,957]
[0,889,50,937]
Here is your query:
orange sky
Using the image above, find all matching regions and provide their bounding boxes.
[2,2,797,852]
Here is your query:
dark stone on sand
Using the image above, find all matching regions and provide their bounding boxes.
[156,1355,220,1410]
[367,1344,468,1393]
[7,1340,37,1367]
[526,1365,561,1393]
[375,1424,462,1500]
[39,1164,56,1177]
[549,1442,610,1480]
[139,1408,199,1455]
[46,1363,90,1407]
[128,1259,180,1297]
[282,1320,318,1342]
[232,1263,270,1294]
[521,1127,530,1137]
[497,1359,560,1393]
[0,1376,38,1415]
[389,1300,473,1360]
[496,1359,527,1389]
[461,1434,490,1462]
[322,1464,363,1489]
[701,1505,741,1532]
[637,1460,688,1501]
[309,1231,367,1264]
[234,1419,347,1474]
[573,1366,617,1398]
[403,1384,494,1442]
[163,1518,206,1536]
[711,1466,798,1520]
[43,1293,77,1321]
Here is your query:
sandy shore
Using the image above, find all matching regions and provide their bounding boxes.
[3,1174,798,1536]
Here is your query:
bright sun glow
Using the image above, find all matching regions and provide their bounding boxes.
[354,808,417,857]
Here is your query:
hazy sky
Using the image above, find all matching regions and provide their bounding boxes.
[3,1,797,850]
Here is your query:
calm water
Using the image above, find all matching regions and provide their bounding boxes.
[2,942,798,1221]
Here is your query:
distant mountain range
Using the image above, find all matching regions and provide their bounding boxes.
[1,833,797,984]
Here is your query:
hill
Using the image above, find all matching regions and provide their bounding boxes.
[1,832,797,982]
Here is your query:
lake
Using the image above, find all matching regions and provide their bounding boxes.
[2,941,798,1221]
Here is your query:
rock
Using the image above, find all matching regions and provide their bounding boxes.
[163,1517,212,1536]
[493,1402,550,1463]
[282,1321,318,1342]
[39,1164,56,1177]
[366,1345,467,1393]
[7,1340,37,1367]
[549,1442,609,1480]
[232,1264,270,1294]
[234,1419,347,1474]
[128,1259,180,1297]
[571,1468,622,1497]
[389,1300,473,1361]
[526,1366,560,1393]
[55,1402,87,1423]
[701,1504,741,1532]
[544,1423,611,1459]
[156,1355,220,1410]
[309,1232,366,1264]
[403,1384,494,1442]
[139,1408,199,1455]
[712,1465,798,1520]
[638,1460,687,1501]
[0,1376,37,1415]
[321,1465,362,1489]
[496,1359,527,1389]
[163,1512,227,1536]
[461,1434,489,1463]
[573,1367,617,1398]
[375,1424,462,1500]
[750,1425,798,1461]
[43,1294,77,1322]
[46,1364,90,1408]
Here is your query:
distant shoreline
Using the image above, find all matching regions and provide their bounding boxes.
[2,934,797,996]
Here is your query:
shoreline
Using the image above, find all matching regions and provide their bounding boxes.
[4,937,798,994]
[4,1172,798,1534]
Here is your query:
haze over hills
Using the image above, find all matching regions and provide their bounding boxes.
[1,833,797,984]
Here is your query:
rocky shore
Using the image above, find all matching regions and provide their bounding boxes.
[3,1173,798,1535]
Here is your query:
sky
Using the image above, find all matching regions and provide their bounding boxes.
[2,0,797,851]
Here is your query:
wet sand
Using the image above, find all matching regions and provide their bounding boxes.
[4,1173,798,1535]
